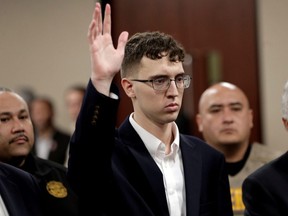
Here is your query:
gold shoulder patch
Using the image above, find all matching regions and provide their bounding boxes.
[230,187,245,212]
[46,181,68,198]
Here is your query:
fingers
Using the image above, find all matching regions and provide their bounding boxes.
[87,20,95,45]
[117,31,129,51]
[96,3,103,35]
[102,4,111,35]
[87,2,102,44]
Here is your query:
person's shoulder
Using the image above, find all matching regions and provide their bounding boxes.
[0,161,24,175]
[0,161,36,183]
[250,142,283,161]
[34,156,67,173]
[251,142,277,152]
[247,151,287,180]
[180,134,223,156]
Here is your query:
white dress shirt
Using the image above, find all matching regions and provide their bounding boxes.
[129,114,186,216]
[35,137,53,160]
[0,195,9,216]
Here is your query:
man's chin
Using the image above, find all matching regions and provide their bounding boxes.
[219,139,240,146]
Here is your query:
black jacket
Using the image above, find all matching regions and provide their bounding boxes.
[243,152,288,216]
[0,162,43,216]
[68,80,233,216]
[22,153,78,216]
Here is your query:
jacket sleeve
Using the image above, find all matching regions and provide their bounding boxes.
[242,175,280,216]
[67,79,119,196]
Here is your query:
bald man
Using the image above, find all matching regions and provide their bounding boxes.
[196,82,282,216]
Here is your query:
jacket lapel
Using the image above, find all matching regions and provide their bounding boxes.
[118,118,169,215]
[180,135,202,216]
[118,118,203,216]
[0,172,22,215]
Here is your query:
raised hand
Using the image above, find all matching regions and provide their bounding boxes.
[88,3,129,95]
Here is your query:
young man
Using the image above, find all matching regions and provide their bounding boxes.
[242,80,288,216]
[196,82,282,215]
[67,3,233,216]
[0,88,78,216]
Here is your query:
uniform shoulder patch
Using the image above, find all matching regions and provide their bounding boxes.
[46,181,68,198]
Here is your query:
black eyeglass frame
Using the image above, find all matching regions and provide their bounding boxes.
[131,74,191,91]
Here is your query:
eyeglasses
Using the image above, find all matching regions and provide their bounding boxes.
[131,74,191,91]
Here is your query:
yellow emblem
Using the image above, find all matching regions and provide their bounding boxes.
[230,187,245,213]
[46,181,68,198]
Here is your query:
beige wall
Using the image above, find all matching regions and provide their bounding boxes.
[258,0,288,151]
[1,0,287,150]
[0,0,94,133]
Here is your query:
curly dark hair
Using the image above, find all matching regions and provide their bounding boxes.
[121,31,185,78]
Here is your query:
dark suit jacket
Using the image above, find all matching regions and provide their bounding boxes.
[68,80,233,216]
[0,162,43,216]
[242,151,288,216]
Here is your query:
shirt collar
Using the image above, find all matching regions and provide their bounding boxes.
[129,113,180,159]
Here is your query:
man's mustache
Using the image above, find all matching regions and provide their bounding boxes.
[9,133,29,144]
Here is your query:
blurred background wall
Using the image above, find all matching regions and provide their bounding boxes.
[0,0,93,133]
[1,0,287,151]
[257,1,288,151]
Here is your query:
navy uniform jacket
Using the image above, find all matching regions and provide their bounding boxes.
[68,80,233,216]
[22,153,78,216]
[0,162,43,216]
[242,151,288,216]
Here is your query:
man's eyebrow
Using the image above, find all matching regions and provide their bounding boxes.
[19,109,28,114]
[148,72,186,79]
[209,104,223,108]
[0,111,11,116]
[207,102,243,110]
[0,109,27,116]
[229,102,243,106]
[208,104,223,110]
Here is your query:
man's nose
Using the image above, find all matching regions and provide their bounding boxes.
[222,109,233,122]
[166,80,179,95]
[11,119,25,133]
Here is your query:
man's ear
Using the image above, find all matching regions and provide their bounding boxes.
[196,114,203,132]
[121,78,135,98]
[282,118,288,131]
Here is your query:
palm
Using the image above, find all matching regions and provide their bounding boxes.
[90,32,127,79]
[88,3,128,84]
